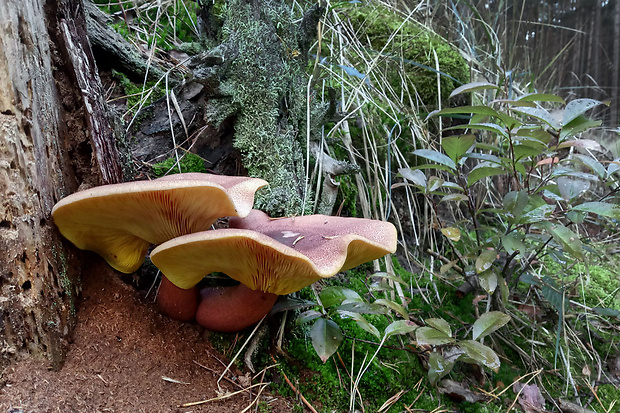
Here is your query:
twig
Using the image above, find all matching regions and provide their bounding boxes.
[180,382,267,407]
[271,355,318,413]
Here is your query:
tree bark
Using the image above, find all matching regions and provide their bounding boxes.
[0,0,122,370]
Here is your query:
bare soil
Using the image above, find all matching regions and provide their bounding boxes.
[0,261,294,413]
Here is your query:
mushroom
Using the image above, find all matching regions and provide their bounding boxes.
[51,173,268,273]
[150,209,397,332]
[52,173,267,322]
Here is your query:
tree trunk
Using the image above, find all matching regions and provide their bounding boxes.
[0,0,122,370]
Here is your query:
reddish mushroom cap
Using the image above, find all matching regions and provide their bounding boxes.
[52,173,267,273]
[150,210,397,295]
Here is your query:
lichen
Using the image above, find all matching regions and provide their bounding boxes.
[215,0,325,216]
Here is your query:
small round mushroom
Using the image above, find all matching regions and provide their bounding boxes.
[51,173,268,274]
[150,210,397,332]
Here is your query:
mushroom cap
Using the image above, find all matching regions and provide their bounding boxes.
[52,173,268,273]
[150,210,397,295]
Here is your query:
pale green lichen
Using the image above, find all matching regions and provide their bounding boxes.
[216,0,324,216]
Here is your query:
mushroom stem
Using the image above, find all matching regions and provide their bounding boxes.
[196,284,278,332]
[157,276,199,322]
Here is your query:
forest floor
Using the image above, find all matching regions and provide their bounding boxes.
[0,261,294,413]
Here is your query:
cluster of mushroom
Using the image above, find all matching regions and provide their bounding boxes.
[52,173,397,332]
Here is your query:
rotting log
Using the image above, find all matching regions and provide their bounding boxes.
[0,0,122,370]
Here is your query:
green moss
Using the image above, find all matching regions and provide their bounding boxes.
[597,384,620,410]
[111,70,165,115]
[152,152,207,176]
[345,4,469,109]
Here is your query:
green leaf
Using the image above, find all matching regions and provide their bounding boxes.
[557,139,602,151]
[517,93,565,103]
[416,326,456,346]
[442,135,476,163]
[371,272,408,285]
[503,190,529,217]
[572,202,620,219]
[296,310,323,325]
[513,142,545,160]
[440,227,461,241]
[428,351,455,385]
[426,318,452,337]
[463,152,503,165]
[399,168,426,188]
[413,149,456,170]
[428,176,445,192]
[475,249,497,274]
[472,311,511,340]
[572,154,606,179]
[458,340,501,372]
[339,311,381,338]
[560,115,602,140]
[541,276,567,313]
[336,301,388,314]
[374,298,409,319]
[499,275,509,306]
[385,320,417,338]
[427,106,519,127]
[593,307,620,319]
[319,287,362,308]
[562,98,608,126]
[511,106,560,129]
[449,81,499,98]
[440,194,469,203]
[518,204,555,224]
[467,165,506,186]
[310,318,343,363]
[501,233,525,257]
[478,269,498,294]
[444,123,508,138]
[557,176,590,201]
[549,224,583,260]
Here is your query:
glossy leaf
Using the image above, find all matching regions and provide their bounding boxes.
[449,81,499,98]
[478,269,498,294]
[518,204,555,224]
[428,176,445,192]
[467,165,506,186]
[310,318,343,363]
[440,194,469,203]
[503,190,529,217]
[517,93,565,103]
[319,287,362,308]
[560,115,602,140]
[459,340,501,372]
[541,276,567,313]
[426,318,452,337]
[511,106,560,129]
[498,275,509,306]
[413,149,456,170]
[562,98,608,126]
[571,154,606,179]
[557,139,602,151]
[472,311,511,340]
[336,301,388,314]
[557,176,590,201]
[501,233,525,257]
[374,298,409,319]
[296,310,323,325]
[339,311,381,339]
[385,320,417,338]
[475,249,497,274]
[440,227,461,241]
[428,106,519,127]
[399,168,426,188]
[572,202,620,219]
[444,123,508,138]
[428,351,455,385]
[416,326,456,346]
[549,224,583,259]
[441,135,476,163]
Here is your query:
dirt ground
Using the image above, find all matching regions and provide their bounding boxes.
[0,261,295,413]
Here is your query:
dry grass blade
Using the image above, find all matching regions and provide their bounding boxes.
[180,382,268,407]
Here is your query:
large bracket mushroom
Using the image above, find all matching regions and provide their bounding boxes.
[151,209,397,332]
[52,173,267,321]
